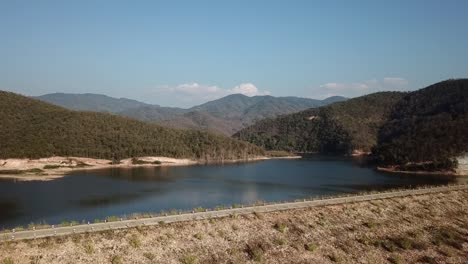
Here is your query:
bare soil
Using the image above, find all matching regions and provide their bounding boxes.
[0,156,294,181]
[1,190,467,263]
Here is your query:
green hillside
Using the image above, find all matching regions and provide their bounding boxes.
[373,79,468,170]
[38,92,346,135]
[0,91,264,161]
[233,92,404,154]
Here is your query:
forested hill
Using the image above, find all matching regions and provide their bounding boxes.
[233,92,404,154]
[152,94,347,135]
[373,79,468,170]
[37,92,347,135]
[0,91,264,161]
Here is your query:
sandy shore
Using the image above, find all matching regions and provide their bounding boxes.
[0,155,300,181]
[0,189,466,263]
[0,156,197,181]
[377,166,466,176]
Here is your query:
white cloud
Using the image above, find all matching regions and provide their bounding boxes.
[320,81,371,91]
[168,83,223,95]
[319,83,344,90]
[231,83,270,96]
[155,82,270,107]
[314,77,409,98]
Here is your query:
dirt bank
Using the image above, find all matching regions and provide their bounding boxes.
[0,155,300,181]
[377,166,464,176]
[1,189,466,263]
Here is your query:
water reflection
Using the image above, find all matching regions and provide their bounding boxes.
[84,166,184,182]
[0,201,20,219]
[0,156,465,229]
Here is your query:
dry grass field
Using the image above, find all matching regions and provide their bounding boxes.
[1,189,467,264]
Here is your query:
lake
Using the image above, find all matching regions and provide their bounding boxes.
[0,156,465,229]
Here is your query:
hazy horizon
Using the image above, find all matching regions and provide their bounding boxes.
[29,90,351,109]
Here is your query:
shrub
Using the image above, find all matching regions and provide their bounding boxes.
[111,255,122,264]
[43,165,62,169]
[266,150,295,157]
[129,234,141,248]
[131,158,161,165]
[363,221,377,229]
[431,226,465,250]
[304,243,318,252]
[194,207,205,213]
[25,168,44,174]
[83,241,95,254]
[438,245,456,257]
[76,161,91,167]
[29,256,40,264]
[328,252,343,262]
[274,238,286,246]
[388,254,404,264]
[181,255,198,264]
[375,239,398,252]
[110,158,121,165]
[143,252,155,261]
[193,233,203,240]
[253,212,264,219]
[417,256,437,264]
[274,222,288,233]
[245,243,264,262]
[411,239,429,250]
[395,237,413,250]
[38,237,54,248]
[131,158,147,165]
[2,258,14,264]
[0,170,21,175]
[106,216,119,222]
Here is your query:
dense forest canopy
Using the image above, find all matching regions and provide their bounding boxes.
[235,79,468,171]
[0,91,264,161]
[373,79,468,170]
[234,92,404,154]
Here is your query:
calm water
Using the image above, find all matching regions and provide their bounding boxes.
[0,156,465,229]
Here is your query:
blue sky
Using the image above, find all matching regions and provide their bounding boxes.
[1,0,467,107]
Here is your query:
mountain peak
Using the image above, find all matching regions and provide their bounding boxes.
[33,92,348,136]
[35,93,150,113]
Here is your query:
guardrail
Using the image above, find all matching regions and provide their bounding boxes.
[1,183,467,242]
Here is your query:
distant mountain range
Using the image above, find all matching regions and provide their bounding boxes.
[35,93,347,135]
[35,93,152,113]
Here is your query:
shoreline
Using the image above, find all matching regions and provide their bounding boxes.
[0,155,301,181]
[376,166,466,176]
